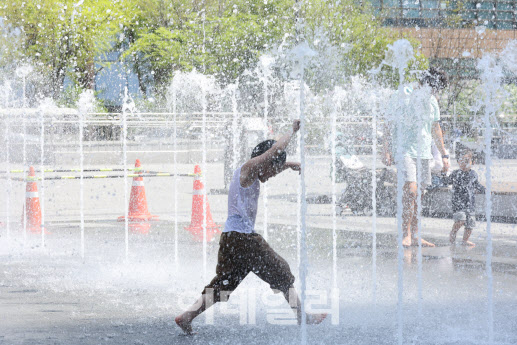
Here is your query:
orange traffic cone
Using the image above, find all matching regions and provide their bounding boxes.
[22,166,44,233]
[118,159,158,233]
[185,165,221,241]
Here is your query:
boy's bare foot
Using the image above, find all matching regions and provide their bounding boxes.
[175,315,194,335]
[462,240,475,247]
[306,313,327,324]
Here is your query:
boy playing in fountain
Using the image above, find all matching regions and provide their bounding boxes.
[175,119,326,335]
[442,149,485,246]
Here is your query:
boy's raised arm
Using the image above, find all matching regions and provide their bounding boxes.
[240,120,300,187]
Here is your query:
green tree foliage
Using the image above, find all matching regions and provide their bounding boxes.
[0,0,136,98]
[124,0,423,94]
[0,18,23,72]
[122,0,293,94]
[303,0,394,78]
[1,0,427,102]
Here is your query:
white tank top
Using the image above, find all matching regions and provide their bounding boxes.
[223,166,260,233]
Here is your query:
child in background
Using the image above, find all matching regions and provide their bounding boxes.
[442,149,485,246]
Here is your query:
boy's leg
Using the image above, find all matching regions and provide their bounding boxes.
[451,212,467,245]
[175,232,249,334]
[449,221,464,244]
[462,228,475,246]
[282,285,327,325]
[249,234,326,324]
[175,294,211,335]
[462,212,476,246]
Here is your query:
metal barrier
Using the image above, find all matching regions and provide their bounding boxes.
[2,110,517,159]
[1,172,195,181]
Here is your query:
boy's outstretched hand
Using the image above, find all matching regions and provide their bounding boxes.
[293,119,301,133]
[286,162,301,174]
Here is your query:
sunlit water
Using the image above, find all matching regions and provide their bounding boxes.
[1,39,517,345]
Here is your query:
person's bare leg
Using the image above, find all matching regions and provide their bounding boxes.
[402,182,417,247]
[175,294,211,335]
[409,187,435,247]
[410,200,418,235]
[409,201,420,245]
[283,286,327,325]
[462,228,475,246]
[449,221,463,245]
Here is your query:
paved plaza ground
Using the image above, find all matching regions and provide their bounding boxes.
[1,156,516,344]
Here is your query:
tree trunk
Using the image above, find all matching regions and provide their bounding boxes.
[84,60,96,90]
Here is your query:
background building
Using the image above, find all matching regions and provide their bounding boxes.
[370,0,517,78]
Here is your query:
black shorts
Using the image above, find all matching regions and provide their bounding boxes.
[202,231,295,302]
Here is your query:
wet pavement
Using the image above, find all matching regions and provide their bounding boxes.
[1,221,516,345]
[1,159,517,344]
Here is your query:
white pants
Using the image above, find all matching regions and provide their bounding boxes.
[401,155,432,186]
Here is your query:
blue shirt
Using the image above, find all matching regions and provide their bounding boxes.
[387,85,440,159]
